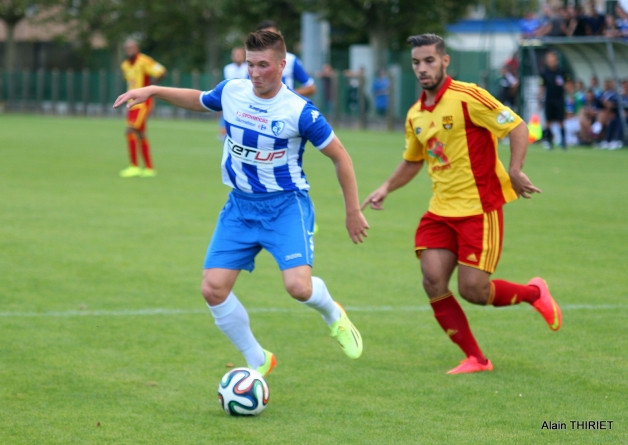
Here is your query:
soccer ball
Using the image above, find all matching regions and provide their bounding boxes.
[217,367,270,416]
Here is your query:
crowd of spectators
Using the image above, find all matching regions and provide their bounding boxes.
[514,3,628,149]
[520,0,628,39]
[573,76,628,149]
[497,51,627,149]
[539,72,628,150]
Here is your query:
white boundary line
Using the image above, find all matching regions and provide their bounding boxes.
[0,304,625,318]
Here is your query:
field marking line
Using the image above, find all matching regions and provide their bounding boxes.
[0,304,625,318]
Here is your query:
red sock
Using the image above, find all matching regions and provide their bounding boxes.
[140,138,153,169]
[430,293,487,364]
[126,133,138,166]
[489,280,540,306]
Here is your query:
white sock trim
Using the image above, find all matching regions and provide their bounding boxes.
[207,292,238,319]
[302,276,341,325]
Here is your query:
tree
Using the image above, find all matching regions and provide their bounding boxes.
[312,0,476,69]
[45,0,305,72]
[0,0,30,70]
[221,0,305,53]
[477,0,540,18]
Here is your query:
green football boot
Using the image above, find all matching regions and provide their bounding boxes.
[330,302,363,359]
[119,166,142,178]
[251,349,276,377]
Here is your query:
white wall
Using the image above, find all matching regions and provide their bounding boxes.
[446,32,519,69]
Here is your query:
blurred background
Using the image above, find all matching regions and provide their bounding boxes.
[1,0,628,133]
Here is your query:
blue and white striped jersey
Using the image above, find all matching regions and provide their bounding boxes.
[199,78,334,193]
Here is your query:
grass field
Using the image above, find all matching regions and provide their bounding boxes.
[1,114,627,444]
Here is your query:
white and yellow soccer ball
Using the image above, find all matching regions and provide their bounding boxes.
[217,367,270,416]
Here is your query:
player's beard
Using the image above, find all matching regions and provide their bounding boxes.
[421,63,446,91]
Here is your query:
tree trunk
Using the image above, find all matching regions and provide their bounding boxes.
[204,23,221,81]
[368,28,388,71]
[5,21,16,71]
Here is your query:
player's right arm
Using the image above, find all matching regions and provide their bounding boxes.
[361,113,424,211]
[113,86,207,112]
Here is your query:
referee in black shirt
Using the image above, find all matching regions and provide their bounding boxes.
[540,51,569,150]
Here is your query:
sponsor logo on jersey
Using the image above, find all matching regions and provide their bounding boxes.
[235,117,255,127]
[249,105,268,113]
[427,137,449,165]
[311,110,320,122]
[415,127,422,135]
[236,111,268,124]
[496,110,515,124]
[442,115,453,130]
[271,120,285,136]
[225,137,288,167]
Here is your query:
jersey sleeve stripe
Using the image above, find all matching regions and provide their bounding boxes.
[450,86,497,110]
[449,85,498,110]
[315,131,335,150]
[450,82,500,108]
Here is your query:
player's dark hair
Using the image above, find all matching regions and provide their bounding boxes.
[245,31,286,59]
[256,20,277,31]
[407,34,446,55]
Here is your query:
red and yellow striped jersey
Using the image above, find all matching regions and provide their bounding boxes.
[120,54,166,91]
[403,77,521,217]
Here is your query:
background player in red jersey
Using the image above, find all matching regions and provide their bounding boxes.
[119,39,167,178]
[362,34,562,374]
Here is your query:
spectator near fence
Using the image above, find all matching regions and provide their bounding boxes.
[316,63,337,115]
[614,4,628,40]
[119,39,167,178]
[578,89,601,144]
[586,0,606,35]
[520,10,541,38]
[498,65,519,111]
[597,79,624,149]
[372,68,390,117]
[563,79,581,146]
[537,6,567,37]
[565,5,589,37]
[344,67,367,116]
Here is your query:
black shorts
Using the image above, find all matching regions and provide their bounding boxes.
[545,100,565,122]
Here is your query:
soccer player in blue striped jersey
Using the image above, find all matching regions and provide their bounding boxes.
[114,31,369,376]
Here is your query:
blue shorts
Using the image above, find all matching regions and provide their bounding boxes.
[204,189,315,271]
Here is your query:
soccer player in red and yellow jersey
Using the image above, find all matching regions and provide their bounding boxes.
[362,34,562,374]
[119,39,166,177]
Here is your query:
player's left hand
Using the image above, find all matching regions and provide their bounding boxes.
[113,86,154,109]
[346,210,369,244]
[509,169,542,199]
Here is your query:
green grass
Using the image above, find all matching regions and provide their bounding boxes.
[1,114,627,444]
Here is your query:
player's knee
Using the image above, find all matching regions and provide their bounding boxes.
[284,279,312,302]
[458,282,489,305]
[422,275,446,298]
[201,278,229,306]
